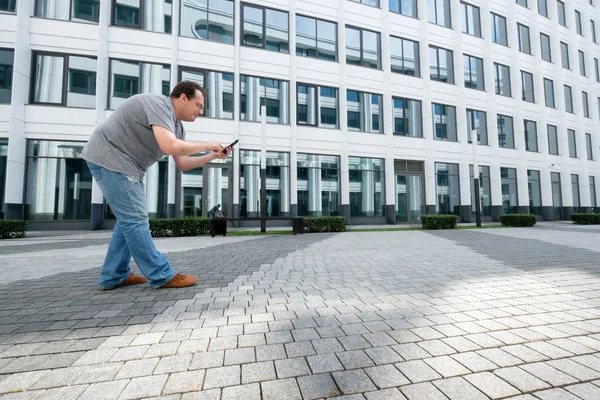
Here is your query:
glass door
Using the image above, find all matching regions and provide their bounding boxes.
[203,165,231,218]
[396,175,424,223]
[552,181,562,220]
[396,175,408,222]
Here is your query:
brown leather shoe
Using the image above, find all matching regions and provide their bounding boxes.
[103,273,147,290]
[159,273,198,288]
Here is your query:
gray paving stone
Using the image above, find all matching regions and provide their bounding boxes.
[73,363,123,384]
[418,340,456,356]
[35,385,87,400]
[424,355,471,378]
[275,357,311,378]
[520,361,579,386]
[395,360,442,383]
[365,364,410,388]
[115,358,159,379]
[31,366,87,389]
[119,375,168,399]
[364,388,407,400]
[433,376,488,400]
[261,378,302,400]
[163,371,205,395]
[79,379,129,400]
[364,346,403,365]
[156,355,194,374]
[224,348,255,365]
[298,373,340,399]
[400,382,448,400]
[502,344,549,363]
[548,358,600,381]
[464,372,521,398]
[242,361,276,383]
[0,371,50,394]
[337,350,375,369]
[450,351,498,373]
[565,382,600,399]
[476,348,523,367]
[494,366,551,392]
[391,343,431,361]
[285,341,316,358]
[222,383,261,400]
[256,344,286,362]
[525,341,574,359]
[339,335,372,351]
[312,338,344,354]
[333,369,377,395]
[203,365,240,389]
[572,354,600,372]
[532,388,581,400]
[307,354,344,374]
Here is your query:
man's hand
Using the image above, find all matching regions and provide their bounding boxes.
[211,146,232,160]
[205,141,225,152]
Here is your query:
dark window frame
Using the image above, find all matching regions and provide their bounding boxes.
[179,0,235,45]
[240,2,289,53]
[429,45,454,84]
[296,82,339,129]
[461,1,482,38]
[494,62,511,97]
[464,53,484,91]
[345,24,382,70]
[390,35,421,77]
[392,96,423,137]
[491,13,508,46]
[295,13,338,62]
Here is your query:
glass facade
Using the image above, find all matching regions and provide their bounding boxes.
[297,153,340,217]
[494,63,511,97]
[240,75,289,124]
[113,0,172,33]
[34,0,100,23]
[179,67,233,119]
[435,163,460,215]
[528,170,542,216]
[181,166,204,218]
[347,90,382,133]
[240,151,290,217]
[461,2,481,37]
[464,55,484,91]
[348,157,385,217]
[25,140,92,221]
[180,0,234,45]
[297,84,338,129]
[470,165,491,217]
[501,167,518,214]
[428,0,451,28]
[109,59,169,109]
[0,49,13,104]
[0,139,7,219]
[491,13,508,46]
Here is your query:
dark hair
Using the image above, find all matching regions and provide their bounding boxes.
[170,80,207,100]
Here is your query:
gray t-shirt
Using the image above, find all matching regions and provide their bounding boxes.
[81,94,185,180]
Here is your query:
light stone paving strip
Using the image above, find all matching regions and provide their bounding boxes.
[0,227,600,399]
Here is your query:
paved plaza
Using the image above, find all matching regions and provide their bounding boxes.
[1,224,600,399]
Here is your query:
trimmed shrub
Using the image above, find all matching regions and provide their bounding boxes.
[0,220,28,239]
[571,213,600,225]
[499,214,537,227]
[421,215,458,230]
[149,217,210,237]
[303,216,346,233]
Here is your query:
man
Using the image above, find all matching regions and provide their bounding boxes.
[82,81,231,289]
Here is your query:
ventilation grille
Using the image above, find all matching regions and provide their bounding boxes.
[394,160,424,174]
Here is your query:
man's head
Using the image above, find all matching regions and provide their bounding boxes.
[170,81,207,122]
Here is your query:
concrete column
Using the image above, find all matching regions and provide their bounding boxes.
[167,0,180,218]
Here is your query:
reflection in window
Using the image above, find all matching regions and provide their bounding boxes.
[180,67,234,119]
[144,156,168,218]
[113,0,172,33]
[501,167,518,215]
[109,59,170,109]
[347,90,382,133]
[586,133,593,160]
[528,170,542,216]
[348,157,385,217]
[296,15,337,61]
[25,140,92,221]
[551,172,562,219]
[435,163,460,215]
[521,70,534,103]
[543,78,554,108]
[464,54,484,91]
[518,24,531,55]
[240,75,289,124]
[568,129,577,158]
[390,36,420,77]
[564,85,573,113]
[428,0,451,28]
[389,0,417,18]
[494,63,511,97]
[548,125,559,155]
[430,46,454,84]
[470,165,491,216]
[432,103,457,141]
[0,0,16,12]
[524,120,538,152]
[345,26,381,69]
[540,33,552,62]
[242,4,289,53]
[297,153,340,217]
[461,2,481,37]
[181,0,234,44]
[491,13,508,46]
[0,139,7,218]
[590,176,597,209]
[572,174,580,213]
[497,114,514,149]
[297,84,338,129]
[34,0,100,23]
[393,97,422,137]
[467,109,487,145]
[0,49,14,104]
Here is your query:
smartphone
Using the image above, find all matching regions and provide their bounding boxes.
[222,139,238,153]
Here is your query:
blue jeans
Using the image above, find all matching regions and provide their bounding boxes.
[87,161,177,289]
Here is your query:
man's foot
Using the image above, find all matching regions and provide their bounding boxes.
[102,273,147,290]
[159,273,198,288]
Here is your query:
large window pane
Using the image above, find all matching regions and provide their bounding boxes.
[110,60,170,109]
[557,1,566,26]
[543,78,554,108]
[0,49,14,104]
[393,97,422,137]
[0,0,16,12]
[561,42,570,69]
[572,174,580,212]
[464,55,484,90]
[297,153,340,217]
[436,163,460,215]
[345,27,361,65]
[430,46,454,84]
[494,63,511,97]
[296,16,317,58]
[548,125,559,155]
[518,24,531,54]
[501,167,518,214]
[521,71,534,102]
[71,0,100,23]
[33,54,64,104]
[429,0,451,28]
[470,165,491,216]
[362,30,380,69]
[266,9,289,53]
[590,176,597,208]
[67,56,97,108]
[467,109,487,144]
[391,36,420,77]
[113,0,171,33]
[349,157,385,217]
[347,90,382,133]
[433,103,457,141]
[586,133,593,160]
[579,50,586,76]
[528,170,542,216]
[25,140,92,221]
[540,33,551,62]
[115,0,141,28]
[568,129,577,158]
[551,172,562,219]
[491,13,508,46]
[240,75,289,124]
[389,0,417,18]
[242,5,264,48]
[346,27,381,69]
[317,19,337,61]
[181,0,234,45]
[0,139,7,218]
[181,68,233,119]
[564,85,573,113]
[497,114,514,149]
[524,120,538,152]
[36,0,70,20]
[583,91,590,118]
[461,2,481,37]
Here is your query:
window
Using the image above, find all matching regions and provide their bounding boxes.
[32,52,97,108]
[583,91,590,118]
[432,103,457,141]
[296,153,340,217]
[436,163,460,215]
[598,97,600,120]
[551,172,562,219]
[467,109,488,145]
[543,78,555,108]
[528,170,542,216]
[586,133,594,160]
[390,36,420,77]
[181,0,234,45]
[178,67,233,119]
[240,75,289,124]
[575,10,583,35]
[428,0,451,28]
[557,1,566,26]
[350,0,379,6]
[564,85,573,113]
[590,176,597,209]
[579,50,586,76]
[347,90,382,133]
[592,20,597,43]
[538,0,548,17]
[112,0,172,33]
[521,71,534,103]
[572,174,580,213]
[242,4,288,53]
[0,49,13,104]
[109,59,169,109]
[346,26,381,69]
[24,140,92,220]
[568,129,577,158]
[595,59,599,82]
[501,167,518,215]
[461,2,481,37]
[470,165,491,216]
[497,114,514,149]
[560,42,570,69]
[0,0,16,12]
[516,0,527,7]
[429,46,454,84]
[518,24,531,55]
[491,13,508,46]
[393,97,422,137]
[494,63,511,97]
[0,139,7,219]
[540,33,552,62]
[35,0,100,23]
[389,0,417,18]
[548,125,559,155]
[297,84,338,129]
[296,15,337,62]
[524,120,538,152]
[348,157,385,217]
[464,54,484,91]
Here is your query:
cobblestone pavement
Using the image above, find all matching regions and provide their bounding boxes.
[1,226,600,399]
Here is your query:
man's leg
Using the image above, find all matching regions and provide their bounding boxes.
[98,222,134,288]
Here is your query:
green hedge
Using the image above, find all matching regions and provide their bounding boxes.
[421,215,458,229]
[500,214,537,227]
[0,220,28,239]
[303,216,346,233]
[571,213,600,225]
[149,217,210,237]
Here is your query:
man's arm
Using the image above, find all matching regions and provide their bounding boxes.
[173,153,223,171]
[153,126,223,156]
